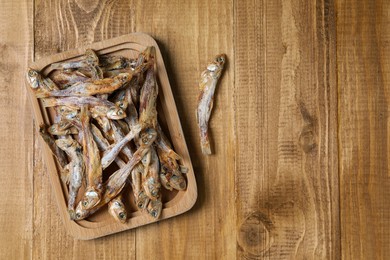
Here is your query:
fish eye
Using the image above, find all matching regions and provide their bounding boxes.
[119,212,126,219]
[138,203,143,208]
[28,70,37,77]
[151,211,157,217]
[75,213,81,219]
[83,201,88,207]
[117,110,123,115]
[151,190,158,197]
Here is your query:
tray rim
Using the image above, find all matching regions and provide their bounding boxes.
[27,32,198,240]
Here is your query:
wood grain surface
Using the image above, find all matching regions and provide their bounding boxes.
[337,0,390,259]
[0,0,389,259]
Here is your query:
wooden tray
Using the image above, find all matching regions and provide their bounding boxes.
[26,33,197,240]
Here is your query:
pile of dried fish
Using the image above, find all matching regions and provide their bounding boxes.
[26,47,187,222]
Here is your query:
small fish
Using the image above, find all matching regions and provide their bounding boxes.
[196,54,226,155]
[139,66,158,129]
[131,164,150,211]
[77,106,103,210]
[41,96,126,120]
[56,137,84,220]
[146,197,162,219]
[48,121,78,136]
[35,73,132,98]
[142,147,161,201]
[155,125,186,191]
[108,193,127,223]
[26,68,57,92]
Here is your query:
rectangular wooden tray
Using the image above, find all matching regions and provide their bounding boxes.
[26,33,197,240]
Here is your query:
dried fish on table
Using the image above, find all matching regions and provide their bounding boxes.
[35,73,132,98]
[131,164,150,211]
[196,54,226,155]
[55,137,84,219]
[139,62,158,130]
[142,147,161,201]
[78,106,103,210]
[156,125,187,191]
[41,96,127,120]
[28,45,191,224]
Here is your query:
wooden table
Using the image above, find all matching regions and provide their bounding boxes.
[1,0,389,259]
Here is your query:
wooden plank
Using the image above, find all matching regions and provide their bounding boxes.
[337,0,390,259]
[234,0,340,258]
[0,0,33,259]
[133,0,236,259]
[32,0,136,258]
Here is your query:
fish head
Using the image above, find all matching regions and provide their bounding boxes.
[169,171,187,191]
[60,106,79,120]
[49,121,71,135]
[74,203,90,221]
[206,54,226,78]
[85,49,99,66]
[135,191,150,211]
[116,73,132,84]
[214,54,226,67]
[159,173,173,191]
[108,200,127,224]
[139,128,158,146]
[26,68,43,89]
[143,177,161,201]
[115,100,128,110]
[79,188,101,210]
[107,106,126,120]
[147,198,162,219]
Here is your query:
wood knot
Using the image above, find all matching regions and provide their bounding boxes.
[298,101,317,153]
[299,125,316,153]
[237,212,273,256]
